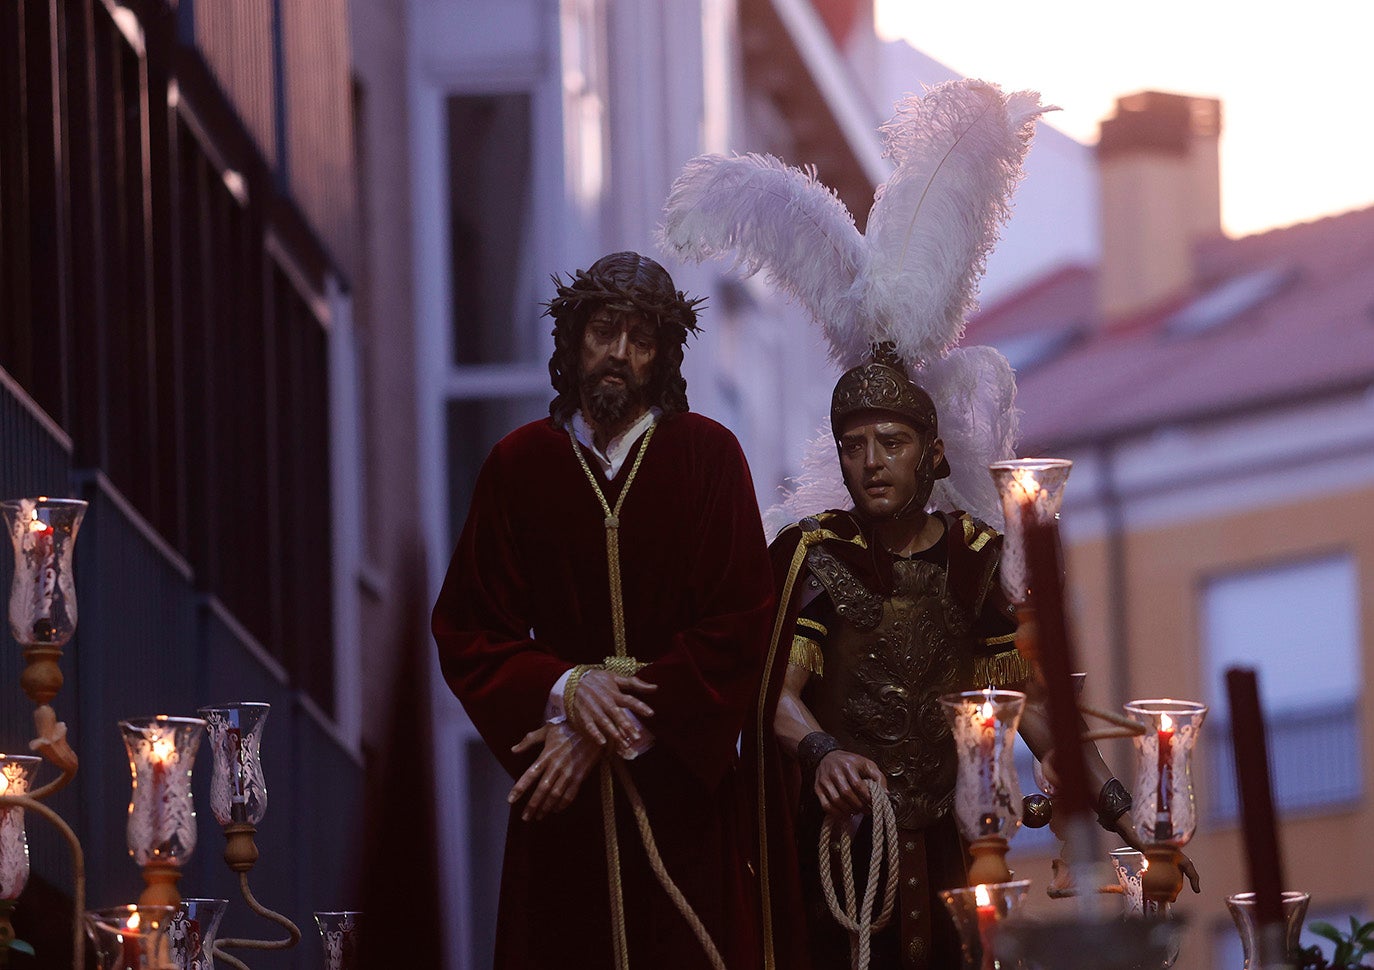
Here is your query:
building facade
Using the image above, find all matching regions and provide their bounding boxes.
[1,0,365,964]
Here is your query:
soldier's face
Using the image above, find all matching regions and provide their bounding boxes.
[837,412,942,521]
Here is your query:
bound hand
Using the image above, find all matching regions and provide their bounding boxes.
[508,722,601,822]
[568,669,656,748]
[814,750,887,817]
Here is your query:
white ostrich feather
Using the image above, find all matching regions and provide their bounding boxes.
[918,345,1019,530]
[657,153,868,366]
[860,81,1051,363]
[762,423,851,542]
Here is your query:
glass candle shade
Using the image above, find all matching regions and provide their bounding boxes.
[120,716,206,866]
[1124,700,1207,847]
[1110,847,1169,919]
[940,690,1026,842]
[0,755,41,899]
[988,460,1072,605]
[166,898,227,970]
[1226,891,1310,970]
[315,911,362,970]
[198,703,269,826]
[84,905,176,970]
[1,497,87,648]
[940,879,1031,970]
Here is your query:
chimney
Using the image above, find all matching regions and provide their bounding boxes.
[1096,91,1223,322]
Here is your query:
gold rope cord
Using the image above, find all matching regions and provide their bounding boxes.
[568,424,726,970]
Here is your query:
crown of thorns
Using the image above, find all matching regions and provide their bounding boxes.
[543,268,705,334]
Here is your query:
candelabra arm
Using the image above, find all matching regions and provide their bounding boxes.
[28,705,78,781]
[1077,702,1147,742]
[215,871,302,953]
[210,945,252,970]
[0,794,86,970]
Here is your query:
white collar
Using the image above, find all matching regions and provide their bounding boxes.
[569,407,661,479]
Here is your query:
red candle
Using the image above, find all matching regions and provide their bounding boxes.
[29,517,56,623]
[1023,515,1092,820]
[121,913,144,969]
[1226,669,1285,931]
[975,884,997,970]
[1155,713,1174,840]
[150,736,174,852]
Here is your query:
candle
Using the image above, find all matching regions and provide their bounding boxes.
[975,884,997,970]
[150,735,175,853]
[973,695,997,834]
[27,512,56,635]
[121,911,143,969]
[1022,514,1092,819]
[1226,669,1285,931]
[1011,468,1042,505]
[228,724,247,823]
[1155,713,1174,841]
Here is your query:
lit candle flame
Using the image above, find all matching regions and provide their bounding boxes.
[1012,468,1042,502]
[0,773,8,795]
[1160,712,1174,731]
[127,911,141,931]
[975,884,991,907]
[150,736,175,763]
[980,701,994,721]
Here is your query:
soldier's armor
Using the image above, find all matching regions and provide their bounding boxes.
[806,544,981,830]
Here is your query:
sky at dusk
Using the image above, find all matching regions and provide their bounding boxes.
[875,0,1374,238]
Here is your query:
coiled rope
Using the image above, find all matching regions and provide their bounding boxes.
[818,781,901,970]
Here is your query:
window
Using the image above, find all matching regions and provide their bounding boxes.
[1203,555,1361,817]
[447,94,535,367]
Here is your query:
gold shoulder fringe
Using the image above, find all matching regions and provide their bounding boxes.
[788,636,825,677]
[971,648,1033,689]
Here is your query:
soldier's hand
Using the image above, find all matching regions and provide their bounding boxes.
[814,750,886,817]
[569,669,657,748]
[508,721,601,822]
[1179,851,1201,894]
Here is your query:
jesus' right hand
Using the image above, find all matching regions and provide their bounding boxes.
[507,721,601,822]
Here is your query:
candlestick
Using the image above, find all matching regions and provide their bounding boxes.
[84,905,175,970]
[940,689,1026,884]
[1227,891,1309,970]
[168,898,228,970]
[1022,517,1092,820]
[940,879,1030,970]
[315,911,363,970]
[988,459,1073,607]
[120,716,207,908]
[1226,668,1287,946]
[1125,699,1206,906]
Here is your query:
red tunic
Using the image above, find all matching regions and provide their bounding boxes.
[433,412,774,969]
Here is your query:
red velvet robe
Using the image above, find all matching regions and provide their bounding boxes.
[433,412,774,969]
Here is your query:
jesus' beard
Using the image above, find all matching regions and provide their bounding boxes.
[581,364,649,430]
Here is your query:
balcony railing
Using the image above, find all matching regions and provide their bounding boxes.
[1208,701,1362,819]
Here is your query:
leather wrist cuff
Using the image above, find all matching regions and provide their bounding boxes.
[1096,777,1133,833]
[798,731,841,775]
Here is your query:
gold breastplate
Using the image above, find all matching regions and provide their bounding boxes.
[809,554,980,830]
